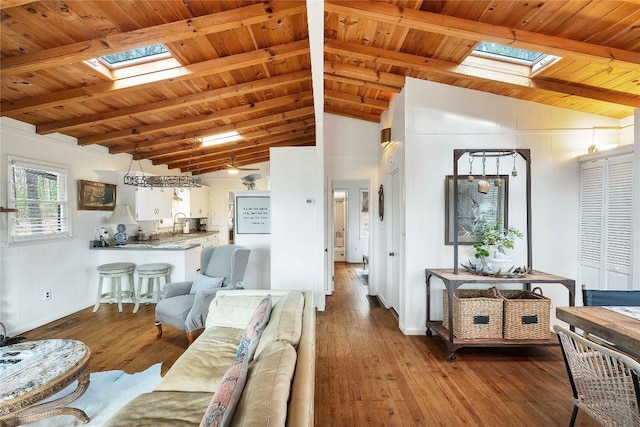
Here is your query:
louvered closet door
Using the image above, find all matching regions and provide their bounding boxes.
[579,154,633,290]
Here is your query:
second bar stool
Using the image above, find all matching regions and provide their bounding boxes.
[133,263,172,313]
[93,262,136,312]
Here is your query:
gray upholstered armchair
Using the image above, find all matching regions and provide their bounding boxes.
[155,244,250,344]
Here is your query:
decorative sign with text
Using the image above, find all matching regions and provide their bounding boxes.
[236,196,270,234]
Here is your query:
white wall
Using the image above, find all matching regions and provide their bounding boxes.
[385,78,626,335]
[270,147,324,308]
[0,117,184,336]
[324,114,379,293]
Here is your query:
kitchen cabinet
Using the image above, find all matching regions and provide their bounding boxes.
[177,186,210,218]
[134,187,172,220]
[116,173,173,221]
[189,233,219,270]
[190,186,210,218]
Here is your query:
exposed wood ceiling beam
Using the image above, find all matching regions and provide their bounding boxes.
[324,61,405,88]
[122,106,315,154]
[146,121,315,162]
[0,0,33,9]
[78,91,314,146]
[168,132,316,169]
[1,39,310,115]
[324,105,380,123]
[37,70,311,135]
[325,2,640,70]
[185,138,315,173]
[324,89,389,110]
[196,153,273,175]
[324,73,402,94]
[326,39,640,108]
[1,1,307,77]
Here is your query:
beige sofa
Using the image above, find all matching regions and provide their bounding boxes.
[105,290,315,426]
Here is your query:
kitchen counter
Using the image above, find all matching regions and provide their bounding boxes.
[90,231,220,286]
[90,231,219,250]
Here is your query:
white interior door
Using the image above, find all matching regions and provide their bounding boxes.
[386,170,401,312]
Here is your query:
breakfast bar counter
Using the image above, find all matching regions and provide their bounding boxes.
[90,231,220,283]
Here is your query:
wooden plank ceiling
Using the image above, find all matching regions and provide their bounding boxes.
[1,1,639,175]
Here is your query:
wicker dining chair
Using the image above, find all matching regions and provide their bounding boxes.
[554,325,640,427]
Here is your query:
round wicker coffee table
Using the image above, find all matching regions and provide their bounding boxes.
[0,339,91,426]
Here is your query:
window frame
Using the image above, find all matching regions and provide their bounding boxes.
[7,155,72,244]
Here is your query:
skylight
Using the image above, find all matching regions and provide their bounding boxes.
[472,42,560,74]
[474,42,544,64]
[99,44,170,69]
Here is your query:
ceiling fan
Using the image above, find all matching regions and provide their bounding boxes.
[225,156,259,175]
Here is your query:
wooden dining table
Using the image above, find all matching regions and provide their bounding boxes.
[556,306,640,356]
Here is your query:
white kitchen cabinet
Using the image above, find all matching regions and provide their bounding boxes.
[134,187,172,220]
[116,173,173,221]
[176,186,210,218]
[187,232,220,270]
[190,186,210,218]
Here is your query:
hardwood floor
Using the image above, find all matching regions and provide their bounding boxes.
[315,263,596,427]
[19,262,596,426]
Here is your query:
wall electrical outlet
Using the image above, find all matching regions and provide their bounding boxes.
[44,290,51,301]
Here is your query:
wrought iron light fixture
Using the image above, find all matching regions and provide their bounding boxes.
[124,141,202,188]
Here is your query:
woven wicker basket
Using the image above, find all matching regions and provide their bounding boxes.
[499,287,551,340]
[442,288,503,339]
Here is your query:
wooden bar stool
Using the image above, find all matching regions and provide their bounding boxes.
[93,262,136,312]
[133,263,172,313]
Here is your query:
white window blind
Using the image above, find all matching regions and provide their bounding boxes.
[606,158,633,274]
[8,156,71,243]
[579,163,604,267]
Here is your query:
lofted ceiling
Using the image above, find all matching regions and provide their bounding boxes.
[1,1,639,175]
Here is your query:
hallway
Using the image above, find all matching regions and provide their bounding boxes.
[314,262,596,426]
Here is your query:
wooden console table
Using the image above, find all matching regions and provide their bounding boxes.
[425,268,575,361]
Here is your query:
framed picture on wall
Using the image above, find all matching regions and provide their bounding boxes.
[360,189,369,238]
[77,180,116,211]
[236,196,270,234]
[445,175,509,245]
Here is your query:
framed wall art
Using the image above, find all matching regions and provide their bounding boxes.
[445,175,509,245]
[236,195,270,234]
[77,180,116,211]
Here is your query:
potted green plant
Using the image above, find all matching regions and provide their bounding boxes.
[473,220,523,261]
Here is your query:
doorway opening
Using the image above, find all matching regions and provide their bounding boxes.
[333,191,347,262]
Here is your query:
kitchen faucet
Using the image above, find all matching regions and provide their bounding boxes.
[173,212,187,235]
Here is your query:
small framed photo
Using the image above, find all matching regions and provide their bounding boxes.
[445,175,509,245]
[77,180,116,211]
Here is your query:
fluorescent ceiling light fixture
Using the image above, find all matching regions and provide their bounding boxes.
[201,131,243,147]
[99,44,170,69]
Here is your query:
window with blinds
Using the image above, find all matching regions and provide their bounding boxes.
[7,156,71,243]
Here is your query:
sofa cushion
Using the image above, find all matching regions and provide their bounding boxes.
[231,340,297,426]
[190,274,224,294]
[205,293,290,330]
[103,391,211,426]
[200,357,249,427]
[254,291,304,358]
[237,295,272,362]
[155,327,244,392]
